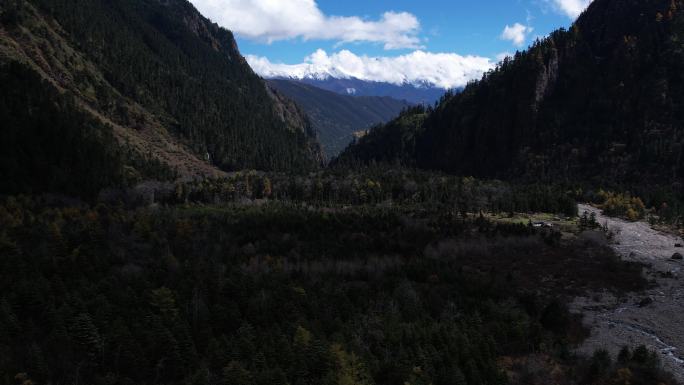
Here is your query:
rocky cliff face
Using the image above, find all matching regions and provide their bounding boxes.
[533,48,559,109]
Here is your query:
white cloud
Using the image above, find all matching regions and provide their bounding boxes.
[551,0,593,18]
[246,49,495,89]
[496,52,514,62]
[188,0,422,49]
[500,23,534,47]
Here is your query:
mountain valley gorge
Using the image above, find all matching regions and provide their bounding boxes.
[1,0,684,385]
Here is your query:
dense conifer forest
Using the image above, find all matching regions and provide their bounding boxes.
[0,0,322,183]
[1,191,677,385]
[338,0,684,189]
[0,61,176,198]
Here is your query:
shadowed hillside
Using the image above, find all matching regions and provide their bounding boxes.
[337,0,684,190]
[269,79,411,158]
[0,0,322,197]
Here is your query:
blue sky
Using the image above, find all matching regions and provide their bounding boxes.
[189,0,592,88]
[237,1,574,62]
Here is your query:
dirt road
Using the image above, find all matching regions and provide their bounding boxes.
[572,204,684,380]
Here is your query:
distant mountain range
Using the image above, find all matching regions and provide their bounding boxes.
[268,79,411,158]
[270,76,448,105]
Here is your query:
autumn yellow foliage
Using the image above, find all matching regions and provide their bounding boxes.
[598,190,646,221]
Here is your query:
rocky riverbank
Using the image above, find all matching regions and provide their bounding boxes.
[573,204,684,381]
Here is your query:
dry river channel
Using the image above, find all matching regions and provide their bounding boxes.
[573,204,684,381]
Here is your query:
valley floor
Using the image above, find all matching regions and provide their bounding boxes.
[574,204,684,381]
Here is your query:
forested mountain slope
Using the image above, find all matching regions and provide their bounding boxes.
[0,61,177,197]
[268,79,411,158]
[338,0,684,189]
[0,0,322,197]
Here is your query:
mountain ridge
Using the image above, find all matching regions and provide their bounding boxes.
[337,0,684,191]
[0,0,322,196]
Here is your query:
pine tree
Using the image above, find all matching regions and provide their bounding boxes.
[69,313,102,363]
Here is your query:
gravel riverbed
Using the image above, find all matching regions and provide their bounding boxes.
[573,204,684,381]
